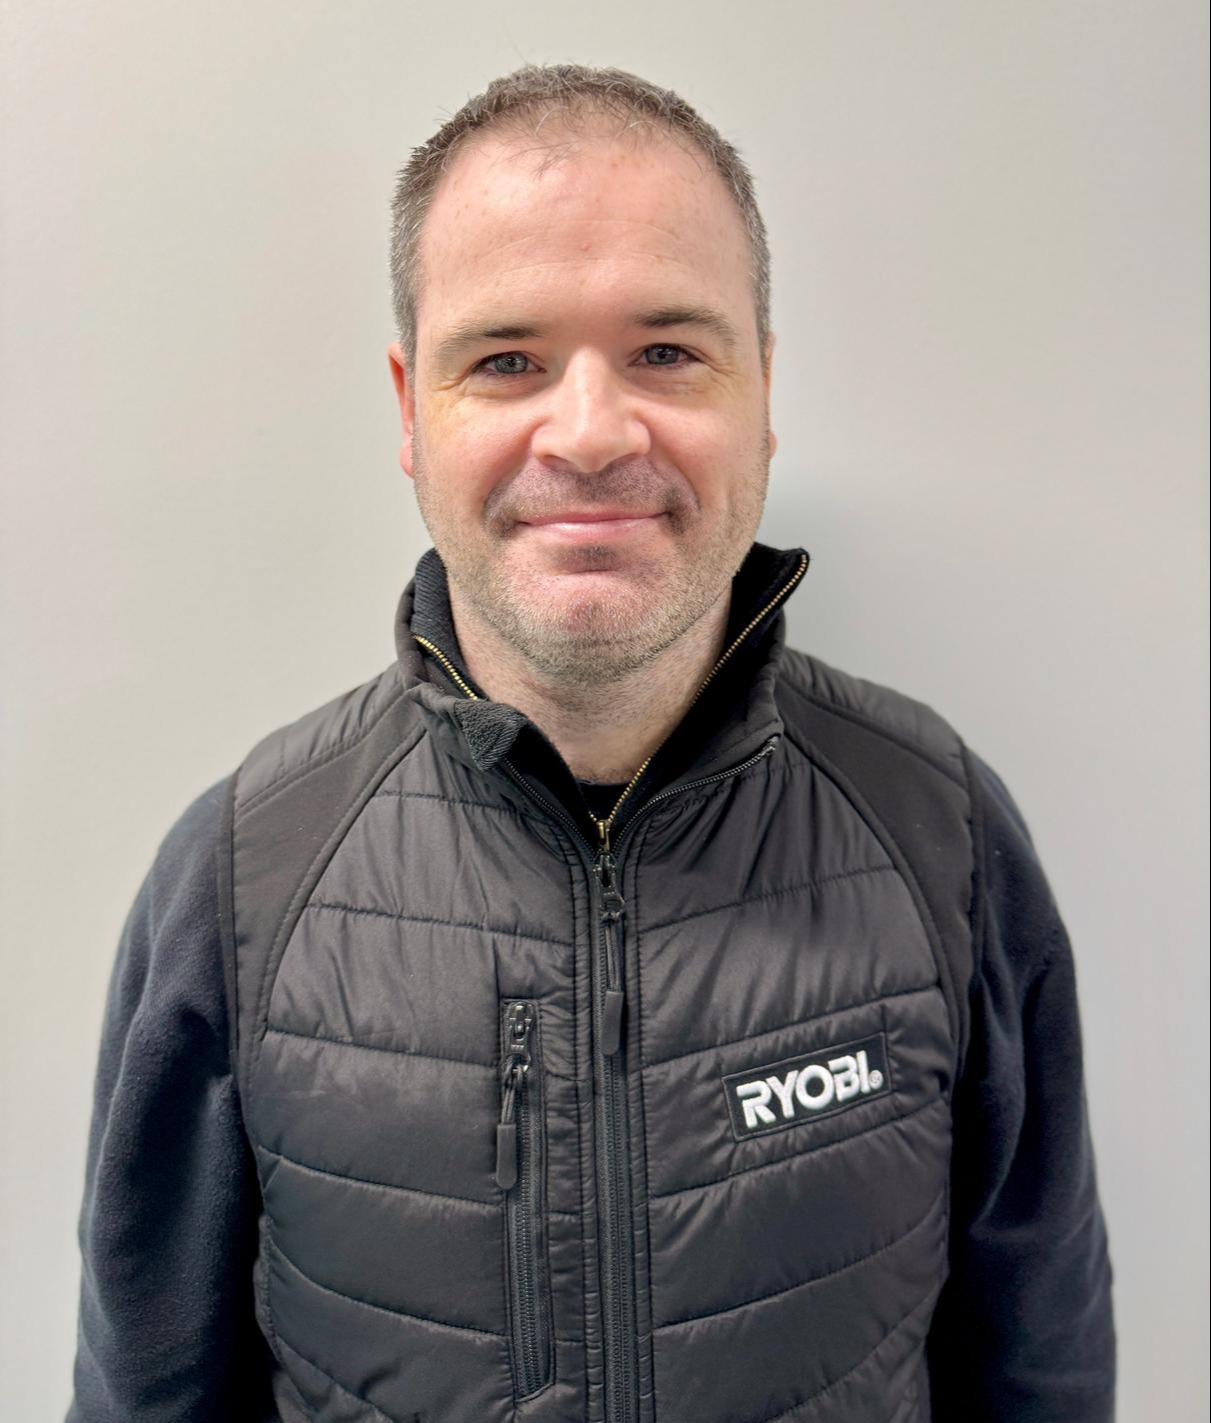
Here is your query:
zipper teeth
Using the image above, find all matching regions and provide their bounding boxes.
[520,1038,541,1391]
[610,736,779,849]
[694,551,809,701]
[503,998,548,1396]
[603,1059,632,1421]
[412,634,481,700]
[598,549,808,838]
[503,761,596,858]
[518,1125,539,1389]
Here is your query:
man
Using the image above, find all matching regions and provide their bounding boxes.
[68,64,1115,1423]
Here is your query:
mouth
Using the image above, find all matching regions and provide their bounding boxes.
[516,509,667,543]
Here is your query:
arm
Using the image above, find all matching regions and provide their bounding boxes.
[928,753,1116,1422]
[67,777,275,1422]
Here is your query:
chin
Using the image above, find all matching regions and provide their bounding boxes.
[524,593,641,645]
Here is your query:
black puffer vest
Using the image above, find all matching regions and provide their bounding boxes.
[220,543,976,1423]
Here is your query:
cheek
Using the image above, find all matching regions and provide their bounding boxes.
[421,400,531,506]
[655,407,760,503]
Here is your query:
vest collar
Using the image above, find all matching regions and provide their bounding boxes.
[394,541,810,842]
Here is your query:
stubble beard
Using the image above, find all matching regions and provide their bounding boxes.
[411,435,770,689]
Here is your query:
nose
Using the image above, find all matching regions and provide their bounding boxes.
[530,351,651,474]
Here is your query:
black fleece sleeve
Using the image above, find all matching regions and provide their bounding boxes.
[927,752,1116,1421]
[66,777,275,1422]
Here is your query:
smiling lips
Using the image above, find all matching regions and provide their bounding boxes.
[518,509,667,543]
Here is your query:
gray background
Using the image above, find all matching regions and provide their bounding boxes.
[2,1,1206,1417]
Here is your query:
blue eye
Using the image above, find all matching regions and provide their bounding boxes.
[643,344,691,367]
[476,352,532,377]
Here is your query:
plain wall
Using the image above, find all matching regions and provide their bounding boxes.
[2,1,1206,1416]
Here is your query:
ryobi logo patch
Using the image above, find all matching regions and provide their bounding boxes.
[723,1032,890,1139]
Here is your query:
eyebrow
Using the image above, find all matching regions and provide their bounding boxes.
[431,304,742,370]
[432,321,543,371]
[631,306,741,353]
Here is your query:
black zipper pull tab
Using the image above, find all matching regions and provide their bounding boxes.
[597,851,626,1055]
[601,988,625,1056]
[495,1075,521,1190]
[496,1002,534,1189]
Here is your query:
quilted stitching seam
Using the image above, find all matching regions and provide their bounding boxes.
[640,863,896,935]
[642,981,939,1072]
[649,1095,947,1202]
[654,1186,944,1331]
[274,1333,399,1423]
[302,897,574,950]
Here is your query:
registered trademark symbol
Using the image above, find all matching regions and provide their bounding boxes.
[869,1070,884,1089]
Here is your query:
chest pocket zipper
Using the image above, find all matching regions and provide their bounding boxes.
[495,998,554,1398]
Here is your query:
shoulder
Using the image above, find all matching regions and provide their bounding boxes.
[963,746,1067,981]
[234,661,411,811]
[140,775,231,919]
[775,646,1048,889]
[103,775,234,1053]
[775,645,967,785]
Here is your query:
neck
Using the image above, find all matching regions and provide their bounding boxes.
[449,590,732,784]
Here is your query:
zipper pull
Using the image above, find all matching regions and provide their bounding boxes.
[495,1002,534,1190]
[599,851,625,922]
[495,1068,522,1190]
[597,852,626,1056]
[602,988,625,1056]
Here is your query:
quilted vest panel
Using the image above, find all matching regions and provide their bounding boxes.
[226,629,974,1423]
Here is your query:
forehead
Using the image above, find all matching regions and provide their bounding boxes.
[415,126,754,345]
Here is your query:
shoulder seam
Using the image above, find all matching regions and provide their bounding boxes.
[777,669,965,788]
[244,717,429,1098]
[216,772,241,1097]
[237,673,411,817]
[780,724,963,1075]
[956,739,983,1077]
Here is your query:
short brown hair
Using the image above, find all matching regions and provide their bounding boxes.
[389,63,771,369]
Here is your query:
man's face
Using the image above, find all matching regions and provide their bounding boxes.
[389,125,776,684]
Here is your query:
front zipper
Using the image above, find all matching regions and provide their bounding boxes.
[496,998,553,1399]
[592,837,637,1423]
[585,732,780,1423]
[419,550,806,1423]
[492,745,781,1423]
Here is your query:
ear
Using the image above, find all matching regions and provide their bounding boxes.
[387,341,417,479]
[762,332,777,458]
